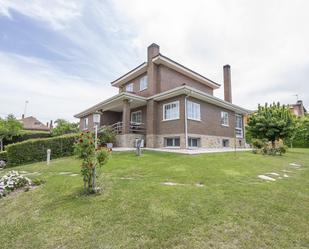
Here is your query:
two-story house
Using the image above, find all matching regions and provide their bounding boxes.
[74,43,249,149]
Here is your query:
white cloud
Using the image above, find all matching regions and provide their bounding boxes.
[0,52,117,122]
[0,0,308,123]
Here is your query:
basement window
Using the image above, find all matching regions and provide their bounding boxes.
[222,139,229,148]
[165,137,180,148]
[188,138,200,148]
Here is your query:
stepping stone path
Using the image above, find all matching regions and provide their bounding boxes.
[258,162,303,182]
[120,177,134,180]
[162,182,205,187]
[162,182,186,186]
[258,175,276,181]
[59,172,73,175]
[289,163,301,167]
[266,172,280,176]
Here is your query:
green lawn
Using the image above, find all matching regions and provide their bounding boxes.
[0,149,308,249]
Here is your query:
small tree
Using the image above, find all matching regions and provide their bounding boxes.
[52,119,79,136]
[247,103,295,148]
[74,131,110,193]
[0,114,22,151]
[292,115,309,147]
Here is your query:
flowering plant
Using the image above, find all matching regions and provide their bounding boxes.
[74,131,110,193]
[0,171,32,198]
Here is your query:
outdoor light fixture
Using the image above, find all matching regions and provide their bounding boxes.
[93,113,101,125]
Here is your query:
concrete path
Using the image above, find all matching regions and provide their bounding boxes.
[113,147,251,155]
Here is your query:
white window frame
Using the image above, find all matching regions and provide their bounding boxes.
[131,110,142,124]
[187,101,201,121]
[235,114,243,138]
[188,137,200,148]
[221,111,229,127]
[83,117,88,130]
[139,76,148,91]
[165,137,180,148]
[163,101,180,121]
[126,83,133,92]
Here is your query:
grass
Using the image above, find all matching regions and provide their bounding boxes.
[0,149,308,249]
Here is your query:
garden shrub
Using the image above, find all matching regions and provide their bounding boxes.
[0,151,7,161]
[252,139,287,156]
[0,171,32,198]
[6,134,78,166]
[98,126,116,145]
[3,130,51,147]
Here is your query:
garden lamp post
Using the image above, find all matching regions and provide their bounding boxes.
[92,112,101,192]
[93,113,101,149]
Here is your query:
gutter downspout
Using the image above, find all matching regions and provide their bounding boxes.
[184,90,193,149]
[184,95,188,149]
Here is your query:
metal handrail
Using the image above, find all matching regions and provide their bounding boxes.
[110,121,146,134]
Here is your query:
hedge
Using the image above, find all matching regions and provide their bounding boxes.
[0,151,7,162]
[6,134,78,166]
[3,130,51,147]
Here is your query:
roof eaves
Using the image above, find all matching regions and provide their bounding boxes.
[110,62,147,86]
[152,54,221,88]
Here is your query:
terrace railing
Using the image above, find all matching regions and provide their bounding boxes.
[111,122,146,135]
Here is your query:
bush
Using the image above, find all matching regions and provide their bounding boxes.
[0,171,32,198]
[0,151,7,161]
[6,134,78,166]
[252,139,287,156]
[98,126,116,145]
[3,130,51,147]
[252,139,267,149]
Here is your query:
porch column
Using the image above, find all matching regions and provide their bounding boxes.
[146,99,157,147]
[122,99,130,134]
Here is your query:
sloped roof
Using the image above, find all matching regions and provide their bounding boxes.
[19,116,50,131]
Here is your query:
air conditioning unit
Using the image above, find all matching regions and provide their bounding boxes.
[135,138,144,148]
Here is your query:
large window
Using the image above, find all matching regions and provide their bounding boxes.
[163,101,180,121]
[235,114,243,138]
[131,110,142,124]
[83,117,88,130]
[139,76,148,91]
[126,83,133,92]
[165,137,180,147]
[187,101,201,121]
[221,111,229,126]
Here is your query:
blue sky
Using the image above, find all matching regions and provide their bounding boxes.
[0,0,308,123]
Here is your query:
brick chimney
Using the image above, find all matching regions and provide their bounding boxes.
[147,43,160,62]
[223,65,232,103]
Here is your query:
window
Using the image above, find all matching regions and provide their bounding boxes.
[222,139,229,147]
[126,83,133,92]
[235,114,243,138]
[165,137,180,147]
[221,111,229,126]
[131,111,142,124]
[163,101,180,121]
[139,76,148,91]
[188,138,200,148]
[187,101,201,121]
[83,117,88,130]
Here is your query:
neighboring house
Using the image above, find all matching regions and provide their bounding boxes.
[289,100,307,117]
[19,115,51,132]
[75,43,250,149]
